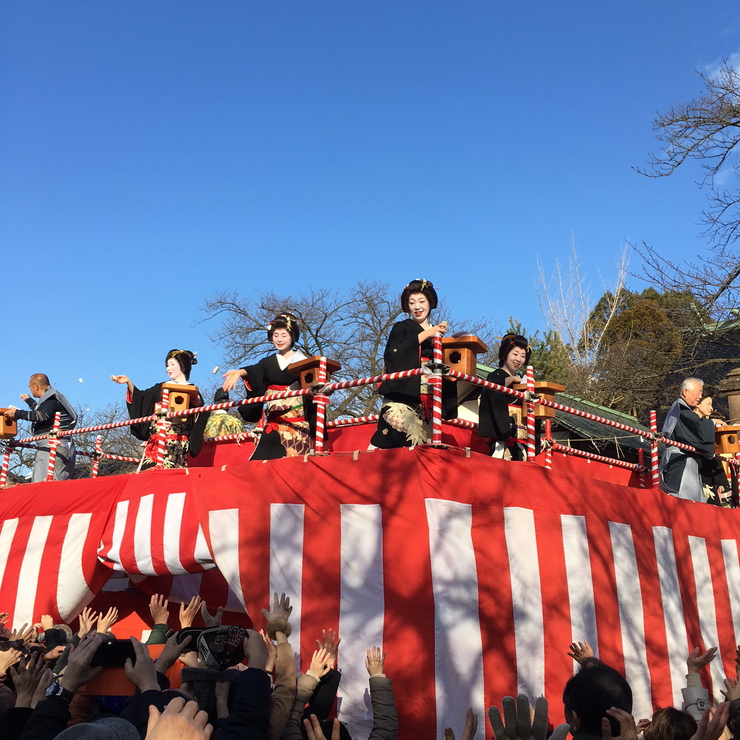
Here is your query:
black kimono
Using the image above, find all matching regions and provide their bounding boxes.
[237,354,316,460]
[370,319,456,449]
[477,367,525,459]
[126,383,209,469]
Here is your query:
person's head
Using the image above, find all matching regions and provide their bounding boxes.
[562,658,632,737]
[28,373,50,398]
[400,279,438,324]
[696,396,713,418]
[679,378,704,409]
[267,313,300,352]
[165,350,197,382]
[498,334,531,373]
[643,707,697,740]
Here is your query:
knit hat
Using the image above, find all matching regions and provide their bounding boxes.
[55,717,140,740]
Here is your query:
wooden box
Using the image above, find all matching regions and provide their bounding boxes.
[288,356,341,389]
[441,335,488,377]
[0,411,17,439]
[512,381,566,419]
[715,425,740,456]
[161,383,201,422]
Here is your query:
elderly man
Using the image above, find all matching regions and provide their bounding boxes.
[4,373,77,482]
[660,377,716,502]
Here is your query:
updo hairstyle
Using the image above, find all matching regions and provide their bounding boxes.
[267,313,300,347]
[498,334,531,367]
[400,279,438,313]
[166,349,197,381]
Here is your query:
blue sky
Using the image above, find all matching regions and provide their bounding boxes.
[2,1,738,416]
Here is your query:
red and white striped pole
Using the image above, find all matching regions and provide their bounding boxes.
[155,388,170,470]
[0,444,11,488]
[525,366,536,461]
[429,334,444,444]
[649,410,660,489]
[44,412,62,482]
[637,448,646,488]
[92,435,103,478]
[312,357,330,454]
[544,419,552,470]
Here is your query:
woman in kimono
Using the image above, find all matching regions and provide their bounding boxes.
[111,349,208,469]
[478,334,530,460]
[369,279,448,449]
[222,313,313,460]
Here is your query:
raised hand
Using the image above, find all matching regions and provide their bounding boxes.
[488,695,549,740]
[39,614,54,632]
[309,648,331,679]
[688,647,718,674]
[157,633,192,675]
[0,647,22,677]
[259,629,277,674]
[445,708,479,740]
[304,715,340,740]
[567,640,595,664]
[78,607,98,638]
[150,594,170,625]
[11,652,53,708]
[690,702,729,740]
[200,602,223,628]
[603,708,638,740]
[97,607,119,635]
[146,697,214,740]
[59,633,104,693]
[316,628,340,669]
[365,646,386,677]
[124,637,159,693]
[261,592,293,623]
[10,623,35,645]
[179,596,203,628]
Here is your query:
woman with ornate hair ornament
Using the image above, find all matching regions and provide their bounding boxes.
[478,333,530,460]
[110,349,208,470]
[369,279,448,449]
[221,313,314,460]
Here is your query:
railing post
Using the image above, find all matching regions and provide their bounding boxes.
[543,419,552,469]
[649,410,660,489]
[44,412,62,482]
[638,448,646,488]
[429,334,444,444]
[155,388,170,470]
[92,435,103,478]
[525,366,536,461]
[0,444,11,488]
[312,357,330,454]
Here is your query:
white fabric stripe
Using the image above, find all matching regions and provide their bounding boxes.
[609,522,651,719]
[14,516,53,627]
[163,492,186,574]
[689,536,723,701]
[504,507,544,698]
[269,504,304,666]
[134,494,155,574]
[169,573,204,606]
[721,540,740,646]
[57,513,94,620]
[338,504,386,740]
[194,524,214,567]
[0,518,19,593]
[654,526,688,708]
[102,500,129,571]
[207,509,247,611]
[561,515,598,669]
[426,500,485,734]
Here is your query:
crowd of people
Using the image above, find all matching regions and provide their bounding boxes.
[0,594,738,740]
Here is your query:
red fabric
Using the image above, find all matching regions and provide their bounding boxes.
[2,447,740,735]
